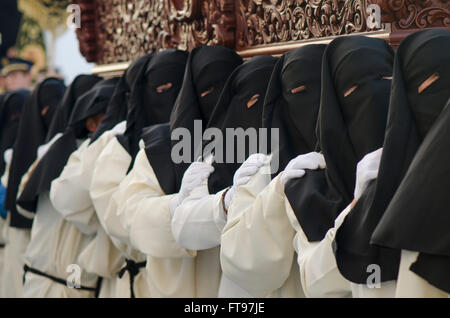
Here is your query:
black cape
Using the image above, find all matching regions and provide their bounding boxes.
[0,90,29,177]
[286,36,393,243]
[6,78,66,228]
[367,30,450,292]
[45,74,102,142]
[206,55,278,194]
[16,79,117,214]
[88,58,148,143]
[116,49,188,166]
[170,45,243,191]
[263,44,326,179]
[334,29,449,285]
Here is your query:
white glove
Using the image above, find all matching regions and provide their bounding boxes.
[170,161,214,216]
[354,147,383,200]
[3,149,13,166]
[280,152,326,186]
[223,153,268,211]
[37,133,63,159]
[111,121,127,136]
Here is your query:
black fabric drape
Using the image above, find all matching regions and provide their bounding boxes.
[45,74,102,142]
[142,123,177,195]
[16,79,117,214]
[6,78,65,228]
[0,90,29,176]
[170,46,243,191]
[334,29,450,285]
[116,49,188,167]
[286,36,393,243]
[262,44,326,178]
[88,59,148,144]
[367,30,450,292]
[206,55,278,194]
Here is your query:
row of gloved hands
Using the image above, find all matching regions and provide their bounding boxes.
[170,147,383,215]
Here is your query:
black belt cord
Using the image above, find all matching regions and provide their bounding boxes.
[23,264,103,296]
[118,259,146,298]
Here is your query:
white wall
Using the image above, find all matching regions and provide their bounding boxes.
[45,28,93,84]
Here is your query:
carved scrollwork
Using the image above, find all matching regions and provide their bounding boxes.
[86,0,236,65]
[379,0,449,29]
[236,0,381,49]
[73,0,449,65]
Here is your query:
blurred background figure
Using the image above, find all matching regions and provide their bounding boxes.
[0,0,92,93]
[1,57,33,92]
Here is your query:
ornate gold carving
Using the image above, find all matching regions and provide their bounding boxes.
[93,0,236,65]
[73,0,449,65]
[235,0,382,50]
[379,0,449,30]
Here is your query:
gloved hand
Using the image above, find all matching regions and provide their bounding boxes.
[223,153,268,211]
[354,147,383,200]
[170,161,214,216]
[3,149,13,166]
[280,152,326,186]
[111,121,127,136]
[37,133,63,159]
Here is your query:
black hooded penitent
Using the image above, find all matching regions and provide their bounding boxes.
[169,45,243,192]
[285,36,393,243]
[334,30,450,286]
[116,49,188,164]
[366,29,450,293]
[206,55,278,194]
[17,79,116,215]
[45,74,102,142]
[262,44,326,178]
[89,55,149,143]
[0,90,29,176]
[5,78,66,228]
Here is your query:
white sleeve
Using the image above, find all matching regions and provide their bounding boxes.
[220,170,294,297]
[286,200,353,298]
[171,180,227,251]
[50,133,114,235]
[90,136,131,243]
[115,148,196,258]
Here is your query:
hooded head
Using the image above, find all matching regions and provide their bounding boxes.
[262,44,327,174]
[170,45,243,190]
[0,89,29,175]
[318,36,393,198]
[285,36,394,244]
[333,29,450,286]
[45,74,102,142]
[16,78,117,214]
[334,30,450,285]
[5,78,66,228]
[117,49,188,160]
[68,78,117,138]
[205,55,279,193]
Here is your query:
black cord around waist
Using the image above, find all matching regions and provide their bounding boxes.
[118,259,146,298]
[23,264,102,296]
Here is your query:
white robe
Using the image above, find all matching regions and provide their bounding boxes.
[115,146,221,297]
[23,191,98,298]
[285,193,396,298]
[90,137,152,297]
[50,131,125,298]
[172,165,284,297]
[220,162,304,298]
[20,138,101,298]
[1,157,37,298]
[395,250,449,298]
